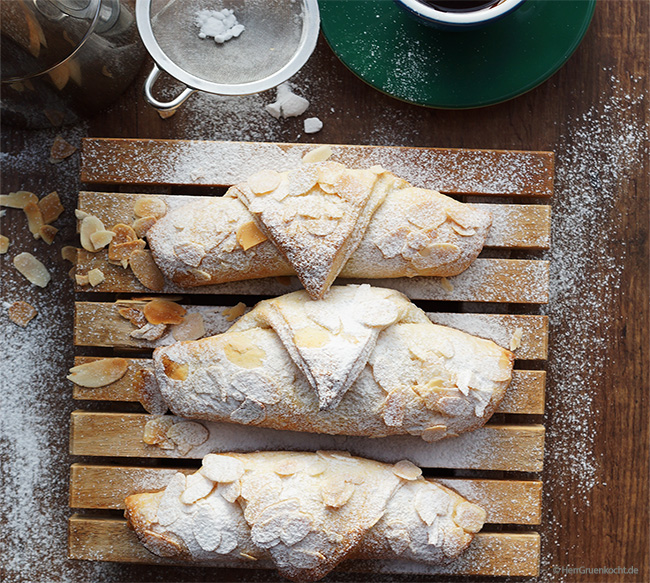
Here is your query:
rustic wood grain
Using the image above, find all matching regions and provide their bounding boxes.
[80,138,554,197]
[69,463,542,524]
[71,356,546,415]
[69,411,545,472]
[68,515,541,576]
[73,301,549,358]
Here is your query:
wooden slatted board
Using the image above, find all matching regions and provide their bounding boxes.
[69,138,552,578]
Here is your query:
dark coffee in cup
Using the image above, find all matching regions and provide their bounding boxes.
[417,0,503,12]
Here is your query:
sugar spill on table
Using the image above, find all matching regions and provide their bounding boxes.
[537,70,647,580]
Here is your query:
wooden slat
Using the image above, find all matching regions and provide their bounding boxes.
[76,191,550,250]
[68,516,540,576]
[71,356,546,415]
[73,302,549,359]
[80,138,554,198]
[75,249,549,303]
[69,412,545,472]
[69,463,542,525]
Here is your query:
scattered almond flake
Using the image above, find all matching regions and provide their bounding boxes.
[265,82,309,119]
[0,235,10,254]
[66,358,128,388]
[7,301,38,328]
[171,312,206,341]
[302,145,332,164]
[132,216,157,238]
[89,229,115,250]
[223,302,247,322]
[117,305,147,328]
[87,268,105,287]
[236,220,267,250]
[23,202,45,238]
[440,277,454,293]
[130,249,165,291]
[61,246,78,263]
[75,273,89,286]
[509,327,524,351]
[38,225,58,245]
[166,421,209,455]
[0,191,38,209]
[130,322,168,341]
[13,253,51,288]
[157,108,176,119]
[74,209,90,220]
[143,416,175,446]
[109,239,146,268]
[304,117,323,134]
[143,299,186,325]
[38,192,64,224]
[392,459,422,481]
[49,135,77,162]
[133,196,167,219]
[79,215,106,252]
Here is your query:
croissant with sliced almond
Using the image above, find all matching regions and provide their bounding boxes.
[143,285,513,441]
[146,158,492,299]
[125,451,487,581]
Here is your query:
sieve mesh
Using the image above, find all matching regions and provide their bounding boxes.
[150,0,305,85]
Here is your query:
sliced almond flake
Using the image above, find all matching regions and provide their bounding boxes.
[381,388,407,427]
[510,326,524,351]
[421,424,448,442]
[132,216,158,238]
[302,145,332,164]
[288,165,319,196]
[230,399,266,425]
[13,252,50,287]
[180,472,215,504]
[248,170,281,195]
[236,221,268,250]
[201,454,245,483]
[188,267,212,282]
[75,273,89,286]
[143,299,186,325]
[39,225,58,245]
[386,521,410,554]
[415,487,449,526]
[192,502,222,550]
[321,478,355,508]
[157,108,176,119]
[61,245,78,263]
[130,249,165,291]
[74,209,90,220]
[171,312,205,341]
[305,460,327,476]
[109,239,146,268]
[453,501,487,534]
[218,480,241,504]
[304,219,337,237]
[79,216,106,252]
[89,230,115,250]
[156,472,186,525]
[23,201,44,238]
[392,460,422,481]
[223,302,247,322]
[445,207,475,230]
[134,197,167,219]
[143,530,184,555]
[440,277,454,292]
[49,135,77,161]
[38,191,64,224]
[239,552,258,561]
[167,421,209,455]
[7,301,38,327]
[273,458,305,476]
[109,223,137,246]
[0,235,10,254]
[67,357,128,388]
[0,191,38,209]
[117,305,147,328]
[135,369,167,415]
[143,416,175,446]
[87,268,104,287]
[130,322,168,341]
[375,230,408,259]
[451,223,477,237]
[407,205,447,230]
[173,241,205,267]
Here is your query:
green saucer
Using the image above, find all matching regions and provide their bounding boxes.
[318,0,596,108]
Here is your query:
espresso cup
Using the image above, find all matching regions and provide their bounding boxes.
[394,0,527,30]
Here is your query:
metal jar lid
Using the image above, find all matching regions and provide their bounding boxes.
[135,0,320,110]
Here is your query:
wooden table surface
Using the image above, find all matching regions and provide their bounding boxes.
[1,1,647,582]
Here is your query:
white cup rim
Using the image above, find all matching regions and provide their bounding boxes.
[398,0,526,25]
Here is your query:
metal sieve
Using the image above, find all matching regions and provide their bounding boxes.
[136,0,320,111]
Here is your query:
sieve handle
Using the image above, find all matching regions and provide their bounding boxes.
[144,64,196,111]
